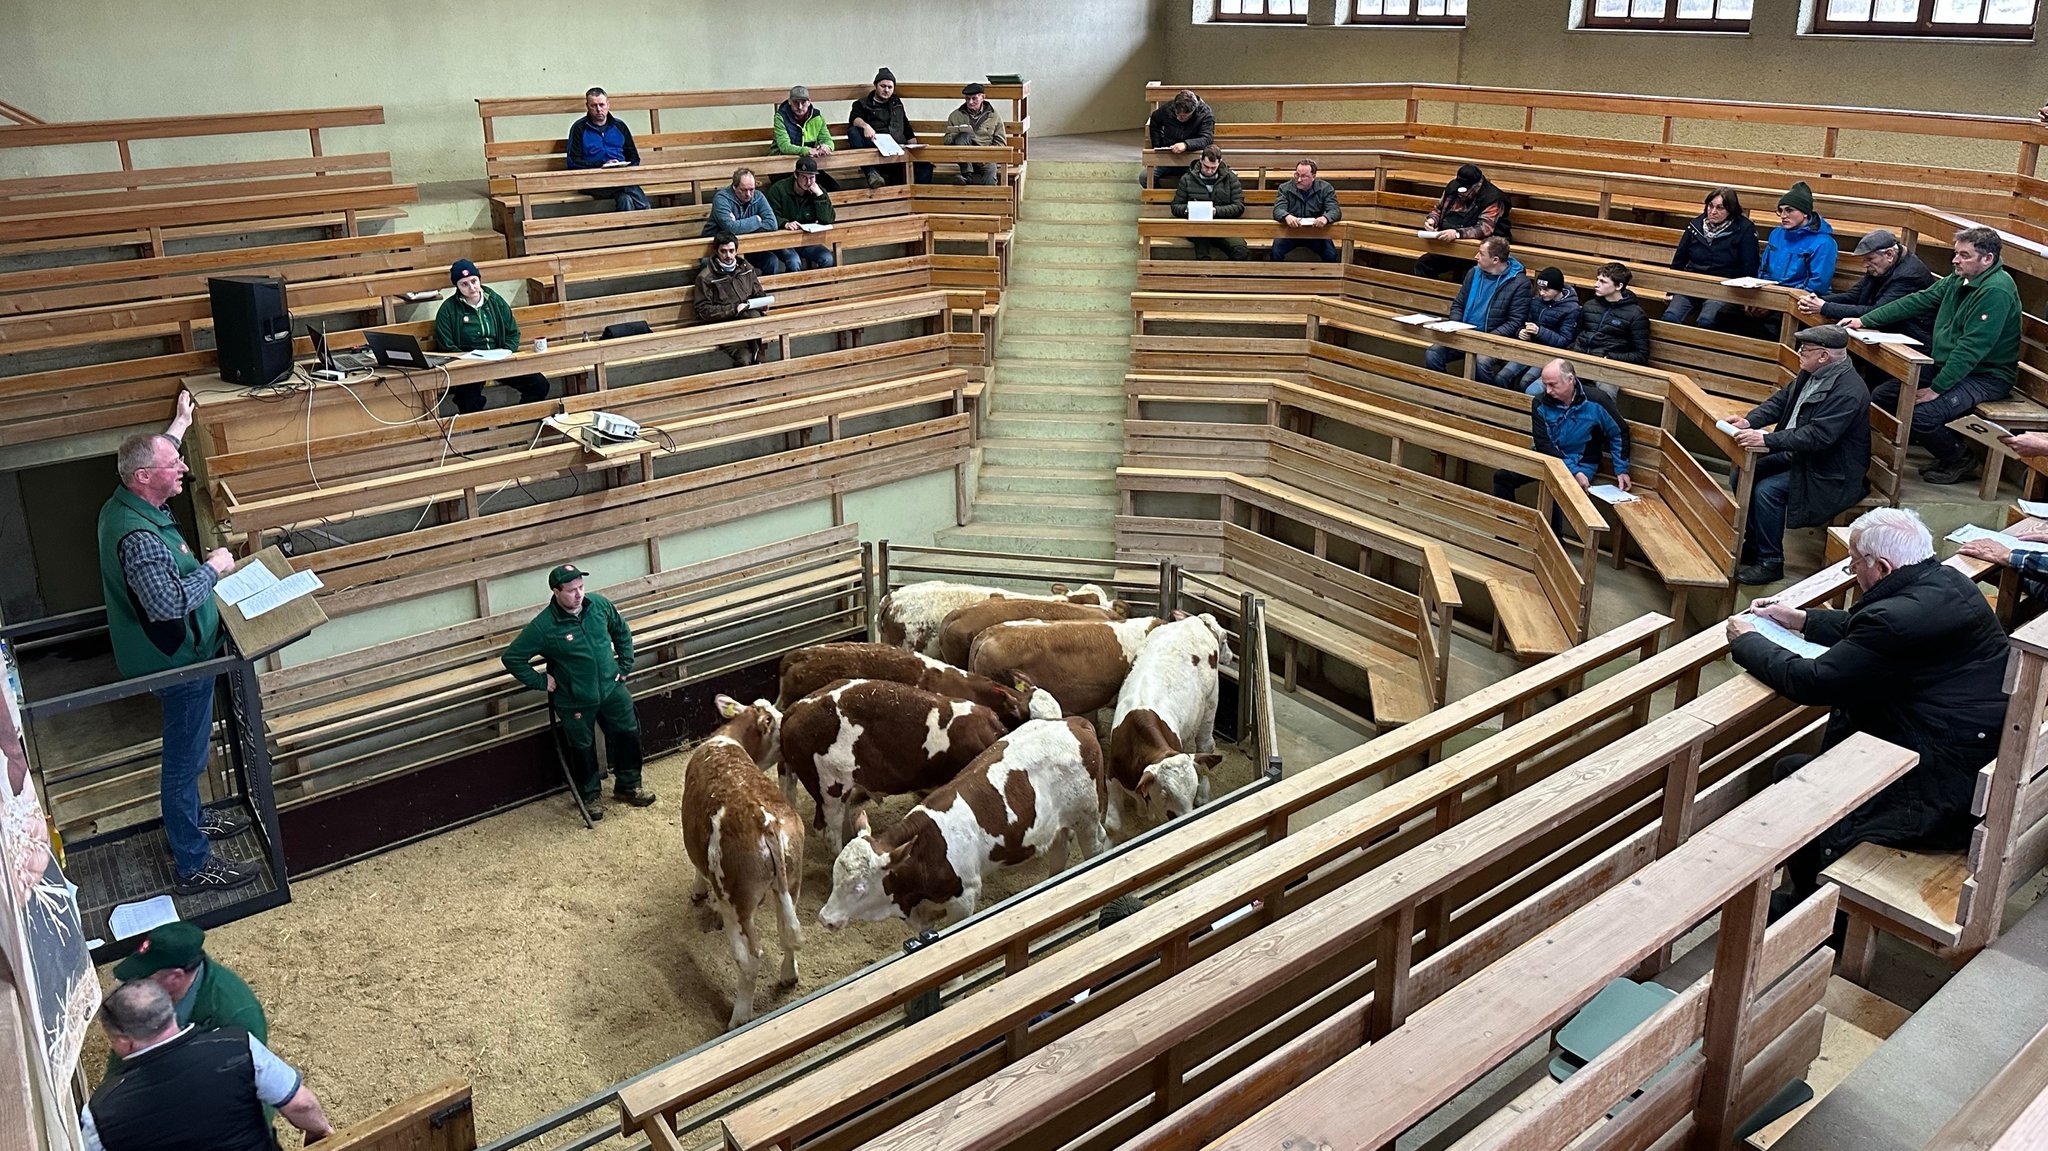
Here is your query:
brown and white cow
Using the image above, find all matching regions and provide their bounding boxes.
[680,695,803,1030]
[779,678,1012,854]
[1107,614,1228,834]
[878,580,1112,656]
[935,597,1128,668]
[818,716,1109,932]
[775,642,1061,725]
[967,616,1166,717]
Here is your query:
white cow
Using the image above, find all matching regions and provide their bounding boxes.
[1106,613,1227,834]
[878,580,1112,657]
[817,717,1109,932]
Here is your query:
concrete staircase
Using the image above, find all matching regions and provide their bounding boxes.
[937,161,1140,559]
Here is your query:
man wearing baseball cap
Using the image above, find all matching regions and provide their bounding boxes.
[766,155,838,270]
[501,564,654,817]
[1794,229,1936,352]
[432,258,550,415]
[944,83,1008,186]
[103,920,266,1080]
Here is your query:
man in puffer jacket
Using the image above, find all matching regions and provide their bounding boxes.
[1146,88,1216,188]
[1520,263,1651,405]
[1746,181,1839,339]
[1494,267,1583,392]
[848,68,931,187]
[1424,237,1531,385]
[1494,358,1630,533]
[1171,146,1248,261]
[1271,159,1342,263]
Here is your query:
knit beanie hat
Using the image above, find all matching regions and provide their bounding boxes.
[1535,267,1566,292]
[450,258,481,285]
[1778,181,1815,216]
[874,67,896,84]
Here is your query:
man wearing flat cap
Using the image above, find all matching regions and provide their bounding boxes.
[944,83,1008,186]
[1796,230,1936,341]
[433,258,550,415]
[1724,324,1871,586]
[502,564,655,817]
[103,920,266,1080]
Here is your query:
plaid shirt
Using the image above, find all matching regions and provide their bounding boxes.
[113,435,217,623]
[2012,547,2048,576]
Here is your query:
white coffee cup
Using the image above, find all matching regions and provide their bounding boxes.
[533,337,549,353]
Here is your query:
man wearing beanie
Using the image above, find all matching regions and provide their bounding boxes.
[433,259,551,415]
[944,82,1008,186]
[1724,325,1871,585]
[1755,181,1838,301]
[1494,266,1583,393]
[102,920,267,1081]
[849,68,931,188]
[501,564,655,818]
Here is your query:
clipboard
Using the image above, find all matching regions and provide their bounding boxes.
[213,545,326,660]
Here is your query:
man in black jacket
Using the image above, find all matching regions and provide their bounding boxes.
[848,68,931,188]
[1146,89,1215,188]
[1725,325,1871,585]
[1171,147,1248,261]
[1728,507,2009,914]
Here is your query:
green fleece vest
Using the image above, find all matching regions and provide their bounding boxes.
[96,486,223,677]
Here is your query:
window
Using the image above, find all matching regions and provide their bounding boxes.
[1214,0,1310,20]
[1583,0,1753,30]
[1353,0,1469,24]
[1812,0,2035,37]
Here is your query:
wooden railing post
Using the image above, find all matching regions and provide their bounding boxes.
[1694,876,1772,1150]
[1959,641,2048,950]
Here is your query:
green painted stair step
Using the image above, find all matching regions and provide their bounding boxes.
[975,465,1121,496]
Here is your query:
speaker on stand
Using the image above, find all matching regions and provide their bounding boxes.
[208,275,294,386]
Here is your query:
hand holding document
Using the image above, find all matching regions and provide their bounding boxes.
[872,133,905,157]
[1586,483,1639,505]
[1946,414,2015,453]
[1947,523,2048,553]
[1736,613,1828,659]
[214,559,323,620]
[743,295,776,312]
[1713,418,1743,437]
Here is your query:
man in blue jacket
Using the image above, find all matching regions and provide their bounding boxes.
[1494,267,1583,392]
[1424,237,1531,385]
[1492,358,1630,532]
[565,88,649,212]
[1744,181,1836,331]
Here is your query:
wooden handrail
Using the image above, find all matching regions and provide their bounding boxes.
[0,99,45,126]
[478,82,1028,120]
[0,105,385,149]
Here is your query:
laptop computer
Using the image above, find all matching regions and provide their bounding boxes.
[363,330,456,370]
[308,325,377,373]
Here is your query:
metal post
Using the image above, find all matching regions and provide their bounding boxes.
[861,541,878,641]
[226,661,290,890]
[1158,560,1177,618]
[1237,590,1257,744]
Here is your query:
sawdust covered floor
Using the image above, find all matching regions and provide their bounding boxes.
[84,740,1260,1143]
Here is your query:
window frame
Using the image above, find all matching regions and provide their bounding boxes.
[1350,0,1469,25]
[1581,0,1754,32]
[1809,0,2035,39]
[1210,0,1311,22]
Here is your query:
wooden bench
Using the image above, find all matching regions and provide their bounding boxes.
[700,576,1891,1151]
[0,106,415,262]
[1825,605,2048,984]
[475,83,1029,242]
[1116,469,1456,728]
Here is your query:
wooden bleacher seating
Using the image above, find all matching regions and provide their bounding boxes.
[317,1081,474,1151]
[0,106,416,262]
[473,83,1028,250]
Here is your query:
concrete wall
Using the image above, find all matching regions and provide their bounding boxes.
[1163,0,2044,171]
[0,0,1170,187]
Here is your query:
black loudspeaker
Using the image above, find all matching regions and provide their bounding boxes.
[208,275,294,386]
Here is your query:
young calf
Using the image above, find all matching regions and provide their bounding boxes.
[680,695,803,1030]
[935,597,1128,668]
[967,616,1166,716]
[879,580,1112,655]
[817,717,1109,932]
[779,678,1011,855]
[1107,614,1228,834]
[776,642,1060,726]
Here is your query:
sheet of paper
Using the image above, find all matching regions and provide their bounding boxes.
[238,569,323,619]
[108,894,179,941]
[745,294,776,312]
[796,222,834,233]
[1946,414,2014,452]
[1847,329,1921,346]
[1713,418,1742,437]
[1947,523,2048,553]
[872,133,904,157]
[2017,498,2048,519]
[1585,483,1640,505]
[213,562,279,607]
[1423,320,1476,333]
[1415,228,1439,239]
[1719,276,1773,289]
[460,348,513,361]
[1187,200,1214,222]
[1391,313,1442,325]
[1738,614,1828,660]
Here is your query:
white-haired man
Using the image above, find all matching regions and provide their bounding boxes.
[1726,507,2010,915]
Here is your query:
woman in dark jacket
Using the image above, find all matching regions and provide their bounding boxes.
[1662,188,1759,331]
[1416,163,1511,280]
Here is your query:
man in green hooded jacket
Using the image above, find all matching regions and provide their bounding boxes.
[103,920,266,1081]
[501,564,655,818]
[1848,225,2023,485]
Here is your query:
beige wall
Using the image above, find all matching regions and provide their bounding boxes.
[0,0,1170,186]
[1164,1,2043,171]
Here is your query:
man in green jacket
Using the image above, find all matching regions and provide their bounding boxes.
[765,156,837,271]
[1171,146,1249,262]
[104,920,266,1080]
[1847,226,2023,485]
[432,258,550,415]
[501,564,655,818]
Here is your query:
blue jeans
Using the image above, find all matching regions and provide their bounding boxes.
[748,249,801,276]
[792,244,836,270]
[1494,361,1539,392]
[1662,294,1730,330]
[155,675,218,876]
[1736,450,1795,565]
[1272,237,1338,263]
[1424,346,1505,385]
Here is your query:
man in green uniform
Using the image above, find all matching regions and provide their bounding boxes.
[501,564,656,818]
[104,920,266,1078]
